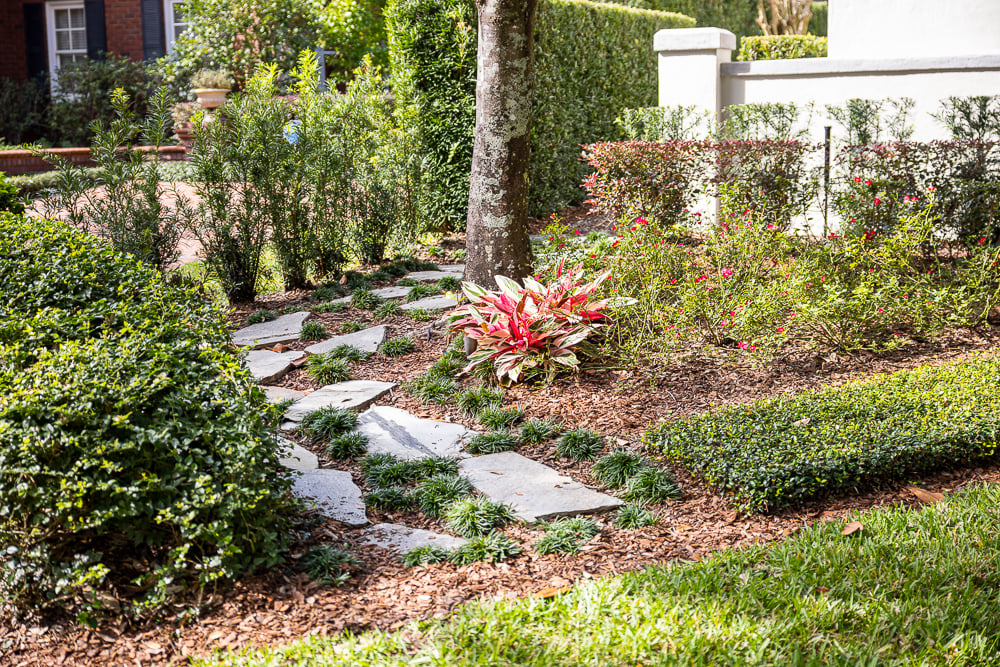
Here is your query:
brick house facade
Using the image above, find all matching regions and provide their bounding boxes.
[0,0,185,82]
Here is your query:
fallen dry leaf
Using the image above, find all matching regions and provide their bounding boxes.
[533,586,572,599]
[906,486,945,504]
[841,521,864,537]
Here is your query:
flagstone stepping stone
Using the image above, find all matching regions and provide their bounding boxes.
[437,264,465,273]
[361,523,468,554]
[277,437,318,471]
[400,296,459,312]
[245,349,306,383]
[262,386,306,404]
[232,311,311,348]
[459,452,623,522]
[292,469,368,526]
[328,285,415,305]
[406,270,465,282]
[304,325,388,356]
[283,380,396,425]
[356,406,477,460]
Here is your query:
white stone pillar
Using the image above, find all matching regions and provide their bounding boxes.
[654,28,736,122]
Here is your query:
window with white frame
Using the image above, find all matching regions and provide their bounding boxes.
[46,0,87,83]
[164,0,189,54]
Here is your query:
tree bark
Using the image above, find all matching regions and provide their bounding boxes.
[465,0,536,288]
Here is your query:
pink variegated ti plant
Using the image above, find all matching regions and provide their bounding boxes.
[448,260,611,385]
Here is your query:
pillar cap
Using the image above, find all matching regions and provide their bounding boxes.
[654,28,736,53]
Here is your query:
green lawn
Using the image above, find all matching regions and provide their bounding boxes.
[197,482,1000,666]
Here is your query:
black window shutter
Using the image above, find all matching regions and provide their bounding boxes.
[23,3,47,81]
[84,0,107,60]
[141,0,165,60]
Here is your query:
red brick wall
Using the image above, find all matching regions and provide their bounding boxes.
[105,0,144,60]
[0,1,29,80]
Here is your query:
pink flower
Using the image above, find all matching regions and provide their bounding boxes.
[721,267,734,279]
[865,179,873,186]
[854,176,862,183]
[574,230,581,235]
[877,308,884,313]
[873,198,882,205]
[776,327,785,333]
[767,224,775,230]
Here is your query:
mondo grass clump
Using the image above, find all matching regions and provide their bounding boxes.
[437,275,461,292]
[300,545,360,587]
[414,474,474,518]
[556,428,605,461]
[456,385,505,417]
[364,487,414,511]
[341,320,364,333]
[592,450,650,488]
[519,419,563,444]
[380,336,417,357]
[650,355,1000,513]
[404,372,459,404]
[402,545,451,567]
[246,308,278,325]
[466,430,519,455]
[444,497,516,537]
[325,344,369,362]
[623,468,683,504]
[374,300,401,318]
[312,300,347,314]
[299,320,327,341]
[478,406,524,430]
[405,284,441,302]
[534,517,600,555]
[449,532,522,566]
[351,288,382,310]
[299,406,358,442]
[362,454,459,490]
[408,308,432,322]
[614,502,658,528]
[305,353,353,384]
[326,432,368,460]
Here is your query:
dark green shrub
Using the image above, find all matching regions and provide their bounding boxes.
[556,428,605,460]
[0,76,48,145]
[592,450,650,488]
[623,468,682,504]
[306,354,353,384]
[0,214,293,620]
[614,502,658,528]
[414,473,474,518]
[387,0,695,227]
[326,432,369,459]
[380,336,417,357]
[737,35,827,61]
[651,356,1000,513]
[444,497,516,537]
[300,321,328,341]
[299,406,358,441]
[0,172,24,214]
[534,516,600,555]
[466,431,520,455]
[448,532,522,565]
[300,545,360,587]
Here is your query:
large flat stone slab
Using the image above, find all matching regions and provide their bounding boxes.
[262,386,306,404]
[406,270,465,282]
[357,406,476,460]
[400,296,459,312]
[292,469,367,526]
[245,349,305,383]
[277,437,319,471]
[232,311,311,348]
[460,452,623,522]
[328,286,415,305]
[361,523,468,553]
[284,381,396,424]
[437,264,465,273]
[304,325,388,356]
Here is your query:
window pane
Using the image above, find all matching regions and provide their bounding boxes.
[56,31,70,51]
[70,29,86,51]
[54,9,69,30]
[69,8,85,29]
[172,3,186,22]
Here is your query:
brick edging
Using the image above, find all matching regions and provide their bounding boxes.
[0,146,188,176]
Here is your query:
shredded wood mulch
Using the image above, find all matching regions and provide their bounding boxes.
[6,224,1000,666]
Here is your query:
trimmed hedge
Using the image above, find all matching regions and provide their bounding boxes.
[737,34,828,61]
[386,0,694,228]
[649,356,1000,513]
[604,0,760,45]
[0,214,293,620]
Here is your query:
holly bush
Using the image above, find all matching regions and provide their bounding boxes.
[0,214,294,622]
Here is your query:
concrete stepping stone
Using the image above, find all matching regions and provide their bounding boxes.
[232,311,311,348]
[361,523,468,554]
[328,285,415,305]
[459,452,623,522]
[262,386,306,404]
[277,437,318,471]
[304,325,388,356]
[406,270,465,282]
[292,469,368,526]
[400,296,459,312]
[357,406,476,460]
[283,380,396,425]
[245,349,305,383]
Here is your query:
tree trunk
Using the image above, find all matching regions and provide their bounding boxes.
[465,0,537,288]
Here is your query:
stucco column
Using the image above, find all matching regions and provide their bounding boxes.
[654,28,736,123]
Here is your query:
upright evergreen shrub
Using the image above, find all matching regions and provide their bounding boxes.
[0,214,294,620]
[737,35,827,61]
[386,0,694,227]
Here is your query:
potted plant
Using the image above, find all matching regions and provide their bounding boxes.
[171,102,200,149]
[191,69,233,110]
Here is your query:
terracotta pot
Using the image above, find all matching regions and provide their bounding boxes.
[173,121,195,150]
[192,88,230,109]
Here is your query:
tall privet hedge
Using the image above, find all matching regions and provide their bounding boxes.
[0,214,293,620]
[387,0,693,228]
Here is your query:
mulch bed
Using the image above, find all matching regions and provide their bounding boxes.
[5,212,1000,666]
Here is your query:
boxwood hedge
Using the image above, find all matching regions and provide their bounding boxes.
[0,214,294,621]
[649,357,1000,513]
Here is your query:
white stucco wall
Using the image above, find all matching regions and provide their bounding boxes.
[828,0,1000,60]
